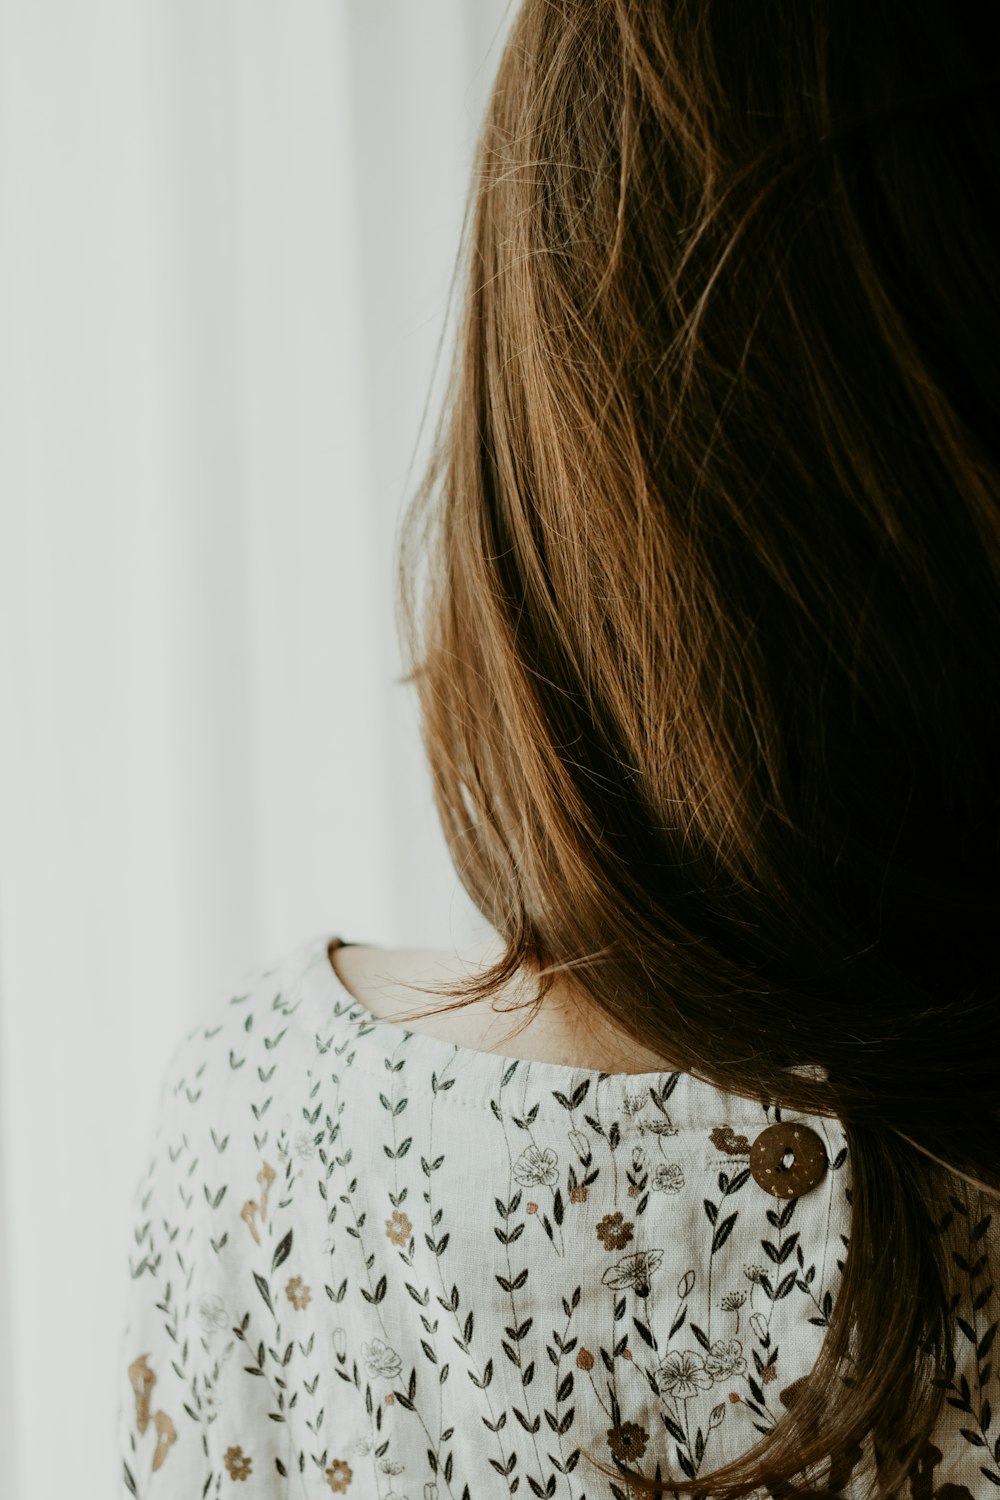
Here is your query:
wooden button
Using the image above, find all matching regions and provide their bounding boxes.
[749,1122,827,1199]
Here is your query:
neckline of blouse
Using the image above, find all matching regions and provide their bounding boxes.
[297,931,798,1133]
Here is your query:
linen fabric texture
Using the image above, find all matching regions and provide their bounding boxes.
[117,932,992,1498]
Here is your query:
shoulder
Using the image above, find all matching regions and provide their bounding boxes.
[147,934,339,1160]
[119,935,331,1490]
[126,932,344,1293]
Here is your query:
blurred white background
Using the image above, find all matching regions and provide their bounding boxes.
[0,3,514,1495]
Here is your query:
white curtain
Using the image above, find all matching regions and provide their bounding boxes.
[0,4,514,1495]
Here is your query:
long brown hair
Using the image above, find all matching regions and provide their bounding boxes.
[395,1,1000,1493]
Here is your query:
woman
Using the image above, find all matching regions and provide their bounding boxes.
[118,2,999,1495]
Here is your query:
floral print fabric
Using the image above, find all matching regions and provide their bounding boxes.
[118,932,994,1498]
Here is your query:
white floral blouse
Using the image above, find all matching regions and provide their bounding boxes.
[118,932,994,1499]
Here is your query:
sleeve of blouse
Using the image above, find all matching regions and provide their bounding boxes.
[116,1026,214,1498]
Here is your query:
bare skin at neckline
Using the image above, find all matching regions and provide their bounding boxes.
[328,938,684,1075]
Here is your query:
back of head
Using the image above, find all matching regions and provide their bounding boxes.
[399,2,1000,1493]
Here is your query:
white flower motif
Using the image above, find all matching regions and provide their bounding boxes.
[631,1144,646,1170]
[568,1130,591,1160]
[704,1338,747,1380]
[600,1249,665,1297]
[651,1162,685,1193]
[639,1116,679,1137]
[293,1129,316,1160]
[332,1326,347,1359]
[655,1348,715,1400]
[749,1311,769,1343]
[362,1337,402,1381]
[198,1294,229,1333]
[513,1144,559,1187]
[622,1091,648,1116]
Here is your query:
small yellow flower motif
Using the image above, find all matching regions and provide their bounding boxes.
[127,1354,156,1434]
[576,1347,594,1370]
[224,1445,253,1480]
[256,1160,276,1221]
[385,1209,412,1246]
[325,1457,353,1492]
[240,1200,261,1245]
[151,1411,176,1472]
[710,1125,751,1156]
[606,1421,649,1463]
[627,1183,640,1196]
[596,1211,635,1250]
[526,1201,538,1214]
[285,1275,311,1310]
[385,1392,394,1404]
[761,1363,777,1384]
[569,1184,588,1203]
